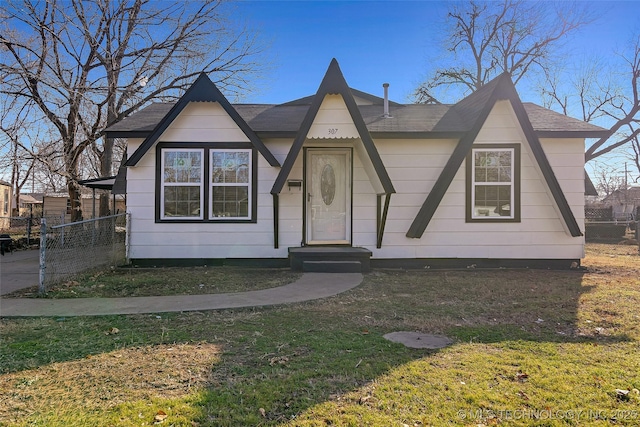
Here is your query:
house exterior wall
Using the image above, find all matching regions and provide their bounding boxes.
[0,182,12,229]
[126,103,289,260]
[366,101,584,260]
[126,100,585,262]
[43,196,70,221]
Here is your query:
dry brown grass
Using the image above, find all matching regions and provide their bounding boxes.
[0,343,220,424]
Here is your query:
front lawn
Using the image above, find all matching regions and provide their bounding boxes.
[1,244,639,426]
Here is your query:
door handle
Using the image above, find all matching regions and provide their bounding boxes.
[308,192,312,202]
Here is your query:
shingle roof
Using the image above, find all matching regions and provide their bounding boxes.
[105,97,607,138]
[124,73,279,167]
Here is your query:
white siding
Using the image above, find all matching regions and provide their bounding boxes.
[126,105,290,259]
[126,99,585,261]
[159,102,250,142]
[307,95,359,139]
[366,100,584,260]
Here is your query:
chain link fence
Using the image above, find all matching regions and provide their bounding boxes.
[39,213,129,292]
[0,216,42,247]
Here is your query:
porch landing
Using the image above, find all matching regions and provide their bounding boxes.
[289,247,372,273]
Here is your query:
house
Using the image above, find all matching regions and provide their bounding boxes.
[0,180,12,229]
[42,193,125,223]
[602,186,640,220]
[105,59,607,270]
[16,193,43,217]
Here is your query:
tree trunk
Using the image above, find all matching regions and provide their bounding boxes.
[67,179,82,222]
[98,136,114,216]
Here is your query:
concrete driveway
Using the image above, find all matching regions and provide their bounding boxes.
[0,249,40,295]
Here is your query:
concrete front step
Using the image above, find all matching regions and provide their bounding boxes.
[289,246,372,272]
[302,260,363,273]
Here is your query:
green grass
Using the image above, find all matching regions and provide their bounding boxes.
[1,243,640,426]
[5,266,301,298]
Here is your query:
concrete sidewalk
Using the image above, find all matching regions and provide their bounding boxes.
[0,272,362,317]
[0,249,40,295]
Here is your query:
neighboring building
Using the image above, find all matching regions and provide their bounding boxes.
[42,193,126,223]
[105,59,607,269]
[602,186,640,220]
[0,180,12,229]
[17,193,44,217]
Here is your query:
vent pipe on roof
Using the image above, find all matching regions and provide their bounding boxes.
[383,83,391,118]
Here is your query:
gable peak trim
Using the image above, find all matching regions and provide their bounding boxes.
[125,73,279,167]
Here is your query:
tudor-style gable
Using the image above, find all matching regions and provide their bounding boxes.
[406,73,583,239]
[126,73,279,167]
[270,58,396,248]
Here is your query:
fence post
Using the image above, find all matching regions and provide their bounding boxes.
[60,212,65,248]
[39,218,47,294]
[26,215,32,246]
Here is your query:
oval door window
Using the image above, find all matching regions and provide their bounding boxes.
[320,164,336,205]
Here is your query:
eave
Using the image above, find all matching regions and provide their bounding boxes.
[124,73,279,168]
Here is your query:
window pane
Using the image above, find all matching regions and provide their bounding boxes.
[498,166,511,182]
[474,185,511,217]
[212,151,249,184]
[473,185,511,216]
[164,151,201,183]
[486,168,499,182]
[164,186,200,217]
[499,151,511,166]
[212,185,249,218]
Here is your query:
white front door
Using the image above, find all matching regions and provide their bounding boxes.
[306,148,351,245]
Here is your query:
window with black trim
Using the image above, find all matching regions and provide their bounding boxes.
[466,144,520,222]
[161,149,204,219]
[158,145,255,222]
[210,150,251,219]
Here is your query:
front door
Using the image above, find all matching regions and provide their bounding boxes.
[306,148,351,245]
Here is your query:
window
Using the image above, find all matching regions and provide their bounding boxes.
[210,150,251,219]
[466,144,520,222]
[3,189,8,215]
[161,149,204,219]
[157,145,255,222]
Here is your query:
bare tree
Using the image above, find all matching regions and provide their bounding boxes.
[1,0,263,220]
[413,0,591,103]
[0,99,39,215]
[540,34,640,170]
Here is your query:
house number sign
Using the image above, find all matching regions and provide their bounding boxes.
[320,164,336,205]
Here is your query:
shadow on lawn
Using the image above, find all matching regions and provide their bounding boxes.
[186,268,635,425]
[1,266,636,425]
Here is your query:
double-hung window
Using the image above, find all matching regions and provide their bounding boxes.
[210,150,251,219]
[161,149,204,219]
[158,145,254,222]
[466,144,520,222]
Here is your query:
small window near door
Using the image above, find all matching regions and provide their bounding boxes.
[466,144,520,222]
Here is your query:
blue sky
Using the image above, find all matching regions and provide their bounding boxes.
[235,0,640,105]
